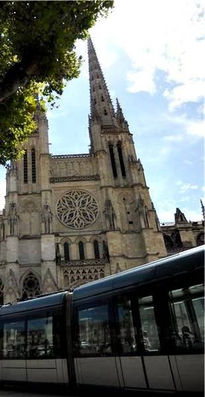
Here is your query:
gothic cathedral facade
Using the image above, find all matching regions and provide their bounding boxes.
[0,39,167,304]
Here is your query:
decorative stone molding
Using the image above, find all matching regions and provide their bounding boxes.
[50,175,100,183]
[61,258,107,266]
[52,154,91,159]
[63,264,105,289]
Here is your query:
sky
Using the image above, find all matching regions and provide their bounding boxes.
[0,0,204,223]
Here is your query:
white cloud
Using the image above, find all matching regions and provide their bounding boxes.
[177,180,199,193]
[127,68,156,94]
[163,134,184,142]
[186,119,205,137]
[90,0,204,109]
[164,112,205,138]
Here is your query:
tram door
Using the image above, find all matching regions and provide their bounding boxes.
[168,283,204,392]
[115,293,175,392]
[74,299,121,388]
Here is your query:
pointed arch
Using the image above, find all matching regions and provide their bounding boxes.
[117,141,126,177]
[93,239,100,259]
[21,272,41,300]
[64,242,70,261]
[42,268,58,294]
[109,144,117,178]
[31,147,36,183]
[79,241,85,260]
[0,278,4,305]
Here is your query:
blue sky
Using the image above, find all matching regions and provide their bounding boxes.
[0,0,204,222]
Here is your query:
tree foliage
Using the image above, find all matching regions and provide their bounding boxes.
[0,1,113,164]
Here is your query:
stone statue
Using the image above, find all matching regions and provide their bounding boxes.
[135,196,149,229]
[8,202,18,235]
[104,199,116,230]
[55,243,61,264]
[42,204,53,234]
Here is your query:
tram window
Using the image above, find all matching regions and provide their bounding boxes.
[138,295,160,352]
[169,283,204,352]
[77,303,111,356]
[3,320,26,359]
[116,296,137,353]
[0,323,2,358]
[27,315,54,358]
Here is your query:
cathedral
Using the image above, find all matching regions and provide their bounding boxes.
[0,39,202,305]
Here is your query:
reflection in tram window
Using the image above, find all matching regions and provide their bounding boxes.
[27,316,54,358]
[77,304,111,356]
[139,295,160,352]
[169,284,204,351]
[117,296,137,353]
[3,320,25,358]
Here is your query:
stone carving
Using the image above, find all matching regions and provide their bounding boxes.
[8,202,18,235]
[135,195,149,229]
[50,175,100,183]
[63,265,105,289]
[57,190,98,229]
[104,199,116,230]
[42,204,53,233]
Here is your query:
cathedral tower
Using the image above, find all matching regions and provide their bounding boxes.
[0,38,167,304]
[88,37,167,274]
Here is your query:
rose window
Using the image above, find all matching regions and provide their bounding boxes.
[56,190,98,229]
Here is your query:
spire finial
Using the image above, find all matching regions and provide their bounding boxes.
[116,98,129,130]
[200,199,205,220]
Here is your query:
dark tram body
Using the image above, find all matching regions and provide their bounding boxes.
[0,246,204,394]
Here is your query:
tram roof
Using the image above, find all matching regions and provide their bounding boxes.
[0,291,67,316]
[73,245,204,301]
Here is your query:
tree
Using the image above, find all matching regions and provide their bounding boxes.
[0,1,113,164]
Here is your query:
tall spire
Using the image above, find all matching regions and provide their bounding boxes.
[88,37,116,127]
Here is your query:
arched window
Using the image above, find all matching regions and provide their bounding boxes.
[109,144,117,178]
[101,95,104,102]
[31,148,36,183]
[23,150,28,183]
[79,241,85,260]
[21,272,41,300]
[0,278,4,305]
[103,241,110,262]
[64,273,69,288]
[93,240,100,259]
[64,242,70,262]
[104,108,108,115]
[117,142,126,177]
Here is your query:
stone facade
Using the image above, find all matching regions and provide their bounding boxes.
[161,207,204,255]
[0,38,169,303]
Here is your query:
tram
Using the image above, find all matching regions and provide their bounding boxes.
[0,245,204,394]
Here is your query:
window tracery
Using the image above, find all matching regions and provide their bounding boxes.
[63,266,105,289]
[22,272,41,300]
[56,190,98,229]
